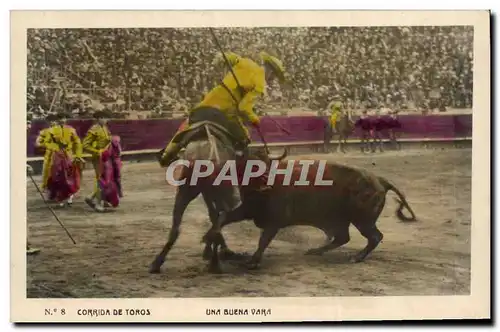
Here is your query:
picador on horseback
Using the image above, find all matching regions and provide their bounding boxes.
[149,50,287,274]
[324,100,355,153]
[158,50,286,199]
[159,50,286,167]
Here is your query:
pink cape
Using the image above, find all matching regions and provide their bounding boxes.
[98,136,123,207]
[46,151,81,202]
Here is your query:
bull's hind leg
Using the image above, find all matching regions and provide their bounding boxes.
[351,197,385,262]
[350,222,383,263]
[305,223,350,256]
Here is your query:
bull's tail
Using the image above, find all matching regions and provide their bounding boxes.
[379,177,417,222]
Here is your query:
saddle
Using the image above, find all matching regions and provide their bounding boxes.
[175,120,245,152]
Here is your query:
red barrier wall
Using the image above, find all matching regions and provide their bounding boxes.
[27,114,472,157]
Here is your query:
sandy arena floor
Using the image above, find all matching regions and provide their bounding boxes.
[26,148,471,298]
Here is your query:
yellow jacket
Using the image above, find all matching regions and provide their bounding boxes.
[40,125,83,158]
[82,124,112,157]
[195,57,265,126]
[330,111,340,127]
[35,127,53,148]
[328,101,342,127]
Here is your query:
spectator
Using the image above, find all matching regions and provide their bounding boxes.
[27,26,473,120]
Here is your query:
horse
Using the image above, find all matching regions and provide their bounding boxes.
[148,120,286,274]
[325,110,355,153]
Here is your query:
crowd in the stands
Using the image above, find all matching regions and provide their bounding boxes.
[27,26,473,120]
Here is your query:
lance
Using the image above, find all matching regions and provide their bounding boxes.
[27,172,77,245]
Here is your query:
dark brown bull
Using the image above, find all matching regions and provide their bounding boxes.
[203,158,417,270]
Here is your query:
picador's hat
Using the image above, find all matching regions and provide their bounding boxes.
[213,51,241,67]
[260,51,286,83]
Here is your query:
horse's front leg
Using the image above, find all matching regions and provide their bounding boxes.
[149,185,197,273]
[337,134,345,153]
[201,194,221,260]
[201,192,240,260]
[341,134,348,153]
[202,200,248,261]
[208,232,225,274]
[206,207,227,274]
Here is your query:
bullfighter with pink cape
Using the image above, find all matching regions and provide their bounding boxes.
[38,113,84,207]
[97,135,123,208]
[83,111,123,212]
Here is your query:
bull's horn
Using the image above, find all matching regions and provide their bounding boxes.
[268,148,288,161]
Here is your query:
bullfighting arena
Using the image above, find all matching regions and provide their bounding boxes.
[26,147,471,298]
